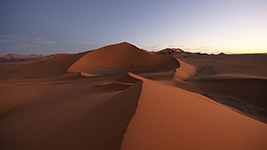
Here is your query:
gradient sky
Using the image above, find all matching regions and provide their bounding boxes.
[0,0,267,55]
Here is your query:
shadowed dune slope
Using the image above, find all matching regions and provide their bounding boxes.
[121,73,267,150]
[68,42,180,75]
[193,75,267,109]
[0,73,142,150]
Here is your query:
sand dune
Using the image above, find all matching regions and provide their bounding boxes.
[0,42,266,150]
[68,42,180,76]
[174,59,197,80]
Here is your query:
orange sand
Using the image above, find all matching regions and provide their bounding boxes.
[0,42,266,150]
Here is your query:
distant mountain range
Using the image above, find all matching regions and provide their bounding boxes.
[154,48,185,55]
[154,48,225,56]
[0,54,44,62]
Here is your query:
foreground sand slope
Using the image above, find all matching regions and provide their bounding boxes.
[0,70,142,149]
[121,73,267,150]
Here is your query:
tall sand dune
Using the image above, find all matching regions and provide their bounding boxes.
[68,42,180,75]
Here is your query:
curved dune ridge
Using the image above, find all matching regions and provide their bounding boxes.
[0,42,267,150]
[121,73,267,150]
[68,42,180,75]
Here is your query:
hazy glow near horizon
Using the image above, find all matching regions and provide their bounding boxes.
[0,0,266,55]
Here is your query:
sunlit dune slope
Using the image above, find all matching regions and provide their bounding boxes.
[121,73,267,150]
[68,42,180,75]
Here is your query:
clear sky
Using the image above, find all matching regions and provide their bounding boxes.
[0,0,267,55]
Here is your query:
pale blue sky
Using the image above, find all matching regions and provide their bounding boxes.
[0,0,267,55]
